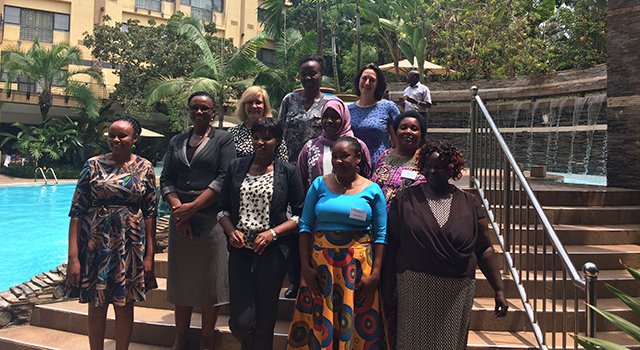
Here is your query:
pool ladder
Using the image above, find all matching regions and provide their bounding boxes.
[34,167,59,185]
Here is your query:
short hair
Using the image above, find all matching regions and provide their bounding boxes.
[111,115,142,137]
[417,140,465,181]
[353,63,387,101]
[334,136,371,177]
[392,110,428,145]
[298,55,325,73]
[187,91,215,105]
[235,86,272,122]
[251,117,283,141]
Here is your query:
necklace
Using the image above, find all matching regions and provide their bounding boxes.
[334,173,355,190]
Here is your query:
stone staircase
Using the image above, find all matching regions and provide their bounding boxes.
[1,182,640,349]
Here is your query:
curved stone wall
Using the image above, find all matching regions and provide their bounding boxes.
[388,65,608,176]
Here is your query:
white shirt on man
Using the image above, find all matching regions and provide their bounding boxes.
[403,82,432,111]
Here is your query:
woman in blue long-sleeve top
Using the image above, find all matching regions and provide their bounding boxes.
[287,136,387,350]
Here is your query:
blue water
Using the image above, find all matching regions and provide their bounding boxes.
[0,184,75,291]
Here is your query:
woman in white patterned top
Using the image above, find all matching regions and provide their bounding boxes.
[229,86,288,160]
[218,118,305,350]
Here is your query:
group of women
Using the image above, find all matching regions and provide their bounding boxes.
[67,56,508,350]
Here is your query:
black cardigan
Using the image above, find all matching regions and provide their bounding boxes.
[219,155,305,258]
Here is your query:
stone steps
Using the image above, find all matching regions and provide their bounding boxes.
[503,244,640,271]
[543,205,640,225]
[501,224,640,245]
[0,325,169,350]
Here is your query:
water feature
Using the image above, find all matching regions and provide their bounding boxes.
[498,93,608,177]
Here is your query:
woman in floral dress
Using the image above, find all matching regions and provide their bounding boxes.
[67,115,158,350]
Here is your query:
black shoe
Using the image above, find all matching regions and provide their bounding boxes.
[284,284,299,299]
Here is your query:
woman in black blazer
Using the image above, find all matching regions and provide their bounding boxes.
[218,117,305,350]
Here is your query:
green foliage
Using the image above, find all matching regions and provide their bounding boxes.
[339,43,379,93]
[0,40,103,121]
[574,265,640,349]
[0,163,83,179]
[0,118,83,164]
[541,0,607,70]
[83,13,235,125]
[271,0,606,82]
[254,28,317,107]
[145,17,266,131]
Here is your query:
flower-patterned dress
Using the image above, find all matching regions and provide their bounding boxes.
[371,148,426,204]
[69,154,157,307]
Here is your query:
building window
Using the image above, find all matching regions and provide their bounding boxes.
[189,0,223,21]
[3,6,70,43]
[135,0,162,12]
[257,48,276,67]
[257,8,267,23]
[181,0,191,4]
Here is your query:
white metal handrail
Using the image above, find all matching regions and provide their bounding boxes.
[469,86,598,349]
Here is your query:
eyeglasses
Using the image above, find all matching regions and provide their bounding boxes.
[189,105,214,113]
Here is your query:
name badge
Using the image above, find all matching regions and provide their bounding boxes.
[401,169,418,180]
[349,208,367,221]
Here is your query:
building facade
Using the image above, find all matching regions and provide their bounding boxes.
[0,0,268,125]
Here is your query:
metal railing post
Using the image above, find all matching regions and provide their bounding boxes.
[470,86,478,188]
[583,262,598,338]
[503,154,511,272]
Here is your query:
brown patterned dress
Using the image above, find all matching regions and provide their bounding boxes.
[69,154,157,307]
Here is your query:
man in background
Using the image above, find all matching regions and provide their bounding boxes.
[402,70,432,115]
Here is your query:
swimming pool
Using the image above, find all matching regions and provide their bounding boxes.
[0,184,75,291]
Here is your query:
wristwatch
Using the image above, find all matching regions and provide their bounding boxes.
[270,228,278,241]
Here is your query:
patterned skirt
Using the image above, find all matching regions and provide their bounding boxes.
[396,270,476,350]
[287,230,384,350]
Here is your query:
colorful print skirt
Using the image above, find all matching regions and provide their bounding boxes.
[287,230,384,350]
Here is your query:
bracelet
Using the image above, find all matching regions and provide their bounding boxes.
[270,228,278,241]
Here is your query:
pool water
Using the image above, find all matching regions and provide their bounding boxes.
[0,184,75,291]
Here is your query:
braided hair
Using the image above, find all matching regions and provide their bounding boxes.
[112,115,142,137]
[334,136,371,177]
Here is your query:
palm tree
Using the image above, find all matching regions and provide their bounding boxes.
[253,28,316,107]
[1,40,103,122]
[146,17,266,129]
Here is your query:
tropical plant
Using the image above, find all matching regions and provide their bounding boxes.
[0,40,103,122]
[84,14,235,121]
[0,117,83,165]
[574,265,640,350]
[146,17,266,130]
[253,28,316,107]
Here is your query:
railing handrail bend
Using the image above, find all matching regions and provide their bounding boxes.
[473,93,585,288]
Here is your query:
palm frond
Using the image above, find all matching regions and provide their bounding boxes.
[189,77,221,96]
[257,0,286,39]
[574,335,630,350]
[225,33,268,76]
[66,82,100,119]
[146,77,190,105]
[179,20,219,75]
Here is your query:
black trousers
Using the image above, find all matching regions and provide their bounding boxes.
[286,237,300,287]
[228,246,288,350]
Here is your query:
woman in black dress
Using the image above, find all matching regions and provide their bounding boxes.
[383,141,508,349]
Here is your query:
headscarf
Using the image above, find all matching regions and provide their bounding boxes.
[297,98,372,189]
[317,98,354,147]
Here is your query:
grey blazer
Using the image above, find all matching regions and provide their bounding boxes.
[160,128,236,212]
